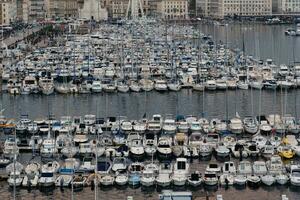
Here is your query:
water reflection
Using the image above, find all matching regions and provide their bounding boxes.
[1,89,299,120]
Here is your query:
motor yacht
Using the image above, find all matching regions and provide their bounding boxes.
[8,171,23,187]
[172,158,189,186]
[229,117,243,134]
[143,132,157,157]
[187,171,202,187]
[243,116,259,134]
[238,161,252,176]
[157,136,172,160]
[156,162,173,187]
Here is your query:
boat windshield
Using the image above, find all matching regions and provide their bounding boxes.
[146,134,155,140]
[225,164,229,171]
[153,117,160,121]
[209,164,218,168]
[190,135,201,141]
[80,143,90,148]
[131,165,142,171]
[292,172,300,177]
[41,173,53,177]
[205,173,216,178]
[161,163,171,170]
[158,144,170,148]
[177,161,186,170]
[79,124,86,129]
[74,118,80,123]
[207,134,219,140]
[97,161,110,171]
[265,146,273,151]
[25,80,35,84]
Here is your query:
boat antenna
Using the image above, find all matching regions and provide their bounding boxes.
[258,84,262,124]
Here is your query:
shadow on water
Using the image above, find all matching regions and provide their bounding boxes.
[260,185,276,192]
[115,184,128,190]
[274,184,289,191]
[100,185,115,191]
[141,185,156,193]
[233,184,247,190]
[199,155,212,162]
[247,184,261,191]
[188,185,204,192]
[128,184,141,190]
[289,185,300,193]
[203,185,218,192]
[73,187,84,192]
[38,185,55,195]
[172,185,188,191]
[156,185,172,192]
[215,155,231,162]
[8,186,21,194]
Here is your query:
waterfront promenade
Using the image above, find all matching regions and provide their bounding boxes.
[1,27,42,48]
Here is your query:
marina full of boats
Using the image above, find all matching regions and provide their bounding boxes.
[0,112,300,191]
[2,20,300,96]
[285,24,300,36]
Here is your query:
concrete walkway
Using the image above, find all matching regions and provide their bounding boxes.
[1,27,42,47]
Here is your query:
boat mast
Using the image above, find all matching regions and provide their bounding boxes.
[200,22,205,118]
[121,26,125,80]
[292,37,298,122]
[71,172,74,200]
[225,24,229,123]
[47,97,51,139]
[13,127,16,200]
[251,29,259,118]
[88,19,92,76]
[130,24,134,78]
[95,89,99,200]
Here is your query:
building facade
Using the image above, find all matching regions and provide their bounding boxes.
[64,0,78,17]
[279,0,300,13]
[148,0,159,16]
[79,0,108,21]
[272,0,279,13]
[0,0,17,25]
[196,0,208,16]
[16,0,23,21]
[107,0,150,19]
[46,0,78,19]
[22,0,29,22]
[197,0,272,18]
[28,0,46,22]
[111,0,127,18]
[157,0,188,20]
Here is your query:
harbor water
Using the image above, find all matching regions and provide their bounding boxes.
[1,89,299,121]
[199,23,300,65]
